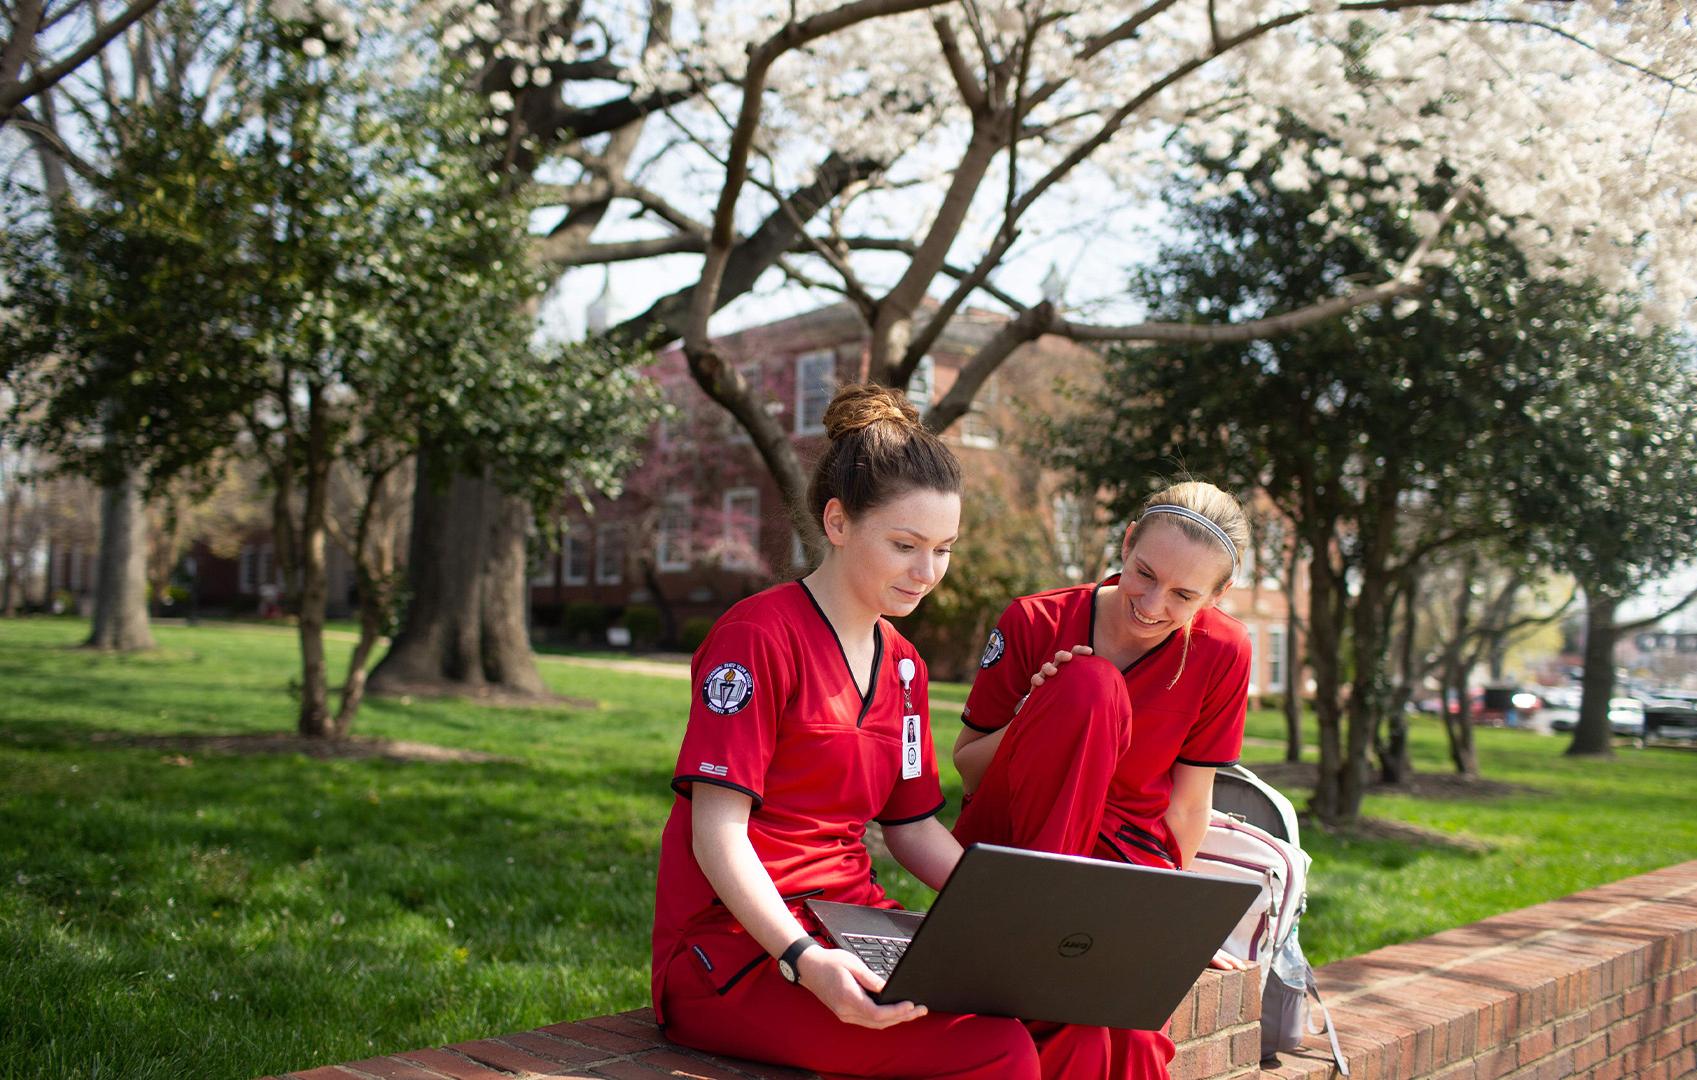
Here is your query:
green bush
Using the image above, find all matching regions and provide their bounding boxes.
[562,601,614,643]
[681,616,715,653]
[623,604,662,649]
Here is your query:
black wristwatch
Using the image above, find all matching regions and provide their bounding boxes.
[777,936,818,984]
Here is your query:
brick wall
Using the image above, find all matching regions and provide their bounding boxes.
[264,861,1697,1080]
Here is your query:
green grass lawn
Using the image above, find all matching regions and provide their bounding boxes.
[2,617,1694,1078]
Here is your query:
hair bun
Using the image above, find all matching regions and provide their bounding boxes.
[822,383,919,440]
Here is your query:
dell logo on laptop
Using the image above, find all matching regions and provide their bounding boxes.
[1058,933,1093,958]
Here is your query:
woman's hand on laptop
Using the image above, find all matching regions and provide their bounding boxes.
[798,946,929,1029]
[1208,947,1251,971]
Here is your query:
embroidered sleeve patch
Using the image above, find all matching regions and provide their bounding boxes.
[702,662,755,715]
[979,628,1006,669]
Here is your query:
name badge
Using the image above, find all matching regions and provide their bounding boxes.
[901,714,922,780]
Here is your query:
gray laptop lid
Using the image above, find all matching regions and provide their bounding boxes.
[809,843,1260,1029]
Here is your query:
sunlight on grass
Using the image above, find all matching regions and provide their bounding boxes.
[2,616,1695,1077]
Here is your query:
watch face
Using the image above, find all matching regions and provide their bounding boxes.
[778,959,798,983]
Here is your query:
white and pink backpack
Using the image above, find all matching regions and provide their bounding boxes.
[1196,765,1348,1074]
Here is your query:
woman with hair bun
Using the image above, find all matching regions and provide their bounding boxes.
[653,384,1100,1078]
[952,480,1255,1080]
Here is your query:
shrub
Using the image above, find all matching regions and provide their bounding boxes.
[681,616,715,653]
[562,601,614,643]
[623,605,662,649]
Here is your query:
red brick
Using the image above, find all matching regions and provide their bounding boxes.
[1169,988,1197,1043]
[1553,1013,1592,1049]
[1476,1045,1518,1080]
[1571,1034,1607,1072]
[448,1038,585,1076]
[1519,1025,1557,1064]
[1216,969,1245,1025]
[728,1060,817,1080]
[587,1063,676,1079]
[339,1058,452,1080]
[1170,1033,1231,1080]
[1229,1025,1260,1067]
[583,1010,664,1040]
[1433,1060,1477,1080]
[392,1049,514,1080]
[1536,1047,1575,1080]
[1241,969,1262,1021]
[1193,972,1223,1034]
[1604,1016,1644,1056]
[1625,986,1651,1015]
[504,1032,605,1067]
[1589,1052,1625,1080]
[633,1050,749,1080]
[537,1022,655,1056]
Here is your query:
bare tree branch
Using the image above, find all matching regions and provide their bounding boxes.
[0,0,165,125]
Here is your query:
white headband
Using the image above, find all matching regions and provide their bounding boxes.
[1139,504,1240,577]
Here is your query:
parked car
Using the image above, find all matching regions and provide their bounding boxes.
[1644,699,1697,740]
[1544,707,1580,733]
[1609,698,1646,738]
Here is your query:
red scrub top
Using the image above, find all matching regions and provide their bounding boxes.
[961,575,1250,866]
[652,581,945,1020]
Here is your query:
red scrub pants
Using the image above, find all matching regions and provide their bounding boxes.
[660,941,1087,1079]
[953,655,1179,1080]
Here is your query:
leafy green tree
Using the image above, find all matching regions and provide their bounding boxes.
[2,21,660,734]
[1501,310,1697,756]
[1048,128,1615,823]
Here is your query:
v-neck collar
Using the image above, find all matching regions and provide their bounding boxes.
[1089,574,1177,676]
[796,580,883,726]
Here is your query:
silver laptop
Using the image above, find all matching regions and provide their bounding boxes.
[808,843,1259,1029]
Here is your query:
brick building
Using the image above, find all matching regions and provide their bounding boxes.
[528,301,1306,698]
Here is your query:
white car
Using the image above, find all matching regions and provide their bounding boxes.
[1608,698,1646,737]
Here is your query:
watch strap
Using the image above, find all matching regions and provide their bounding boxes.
[777,935,818,982]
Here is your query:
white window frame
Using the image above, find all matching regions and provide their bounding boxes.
[908,355,936,409]
[792,530,811,569]
[238,545,255,594]
[794,350,836,435]
[1267,624,1288,693]
[595,523,625,585]
[721,487,760,570]
[563,533,590,585]
[656,496,692,573]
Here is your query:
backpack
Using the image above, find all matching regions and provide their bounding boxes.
[1196,765,1349,1074]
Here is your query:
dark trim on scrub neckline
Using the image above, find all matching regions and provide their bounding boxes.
[1089,576,1178,675]
[795,580,883,727]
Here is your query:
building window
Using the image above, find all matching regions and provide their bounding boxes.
[1267,624,1288,693]
[722,488,760,570]
[908,355,935,409]
[795,350,836,434]
[958,379,998,448]
[529,548,557,587]
[656,497,692,572]
[595,523,625,584]
[1052,493,1085,580]
[563,532,590,585]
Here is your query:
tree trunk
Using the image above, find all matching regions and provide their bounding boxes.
[1,469,19,616]
[368,462,544,697]
[294,397,333,738]
[1567,590,1618,757]
[642,558,680,649]
[334,595,384,734]
[85,468,155,651]
[1379,576,1417,784]
[1282,547,1303,763]
[1308,548,1348,823]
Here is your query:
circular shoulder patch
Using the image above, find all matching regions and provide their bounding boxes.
[701,661,755,715]
[979,628,1006,669]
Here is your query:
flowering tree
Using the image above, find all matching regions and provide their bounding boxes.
[494,1,1697,549]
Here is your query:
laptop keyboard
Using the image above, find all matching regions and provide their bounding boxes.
[840,932,910,976]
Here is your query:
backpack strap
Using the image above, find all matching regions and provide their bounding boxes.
[1304,966,1350,1076]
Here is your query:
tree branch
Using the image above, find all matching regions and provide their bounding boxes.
[0,0,165,123]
